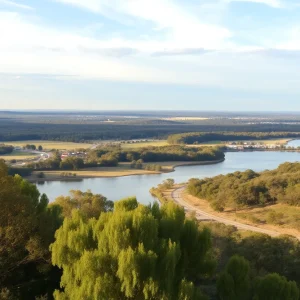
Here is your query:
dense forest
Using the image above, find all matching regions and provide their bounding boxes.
[167,132,300,144]
[4,115,300,142]
[1,159,300,299]
[188,162,300,212]
[88,145,225,164]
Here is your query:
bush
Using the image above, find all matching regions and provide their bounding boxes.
[267,211,284,225]
[211,200,225,212]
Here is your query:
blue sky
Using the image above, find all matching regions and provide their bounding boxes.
[0,0,300,110]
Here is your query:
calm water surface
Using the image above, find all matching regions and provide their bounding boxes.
[36,151,300,205]
[287,139,300,148]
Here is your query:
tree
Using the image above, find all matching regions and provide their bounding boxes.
[38,145,43,151]
[0,160,62,298]
[253,273,299,300]
[217,255,250,300]
[51,199,215,299]
[51,189,113,218]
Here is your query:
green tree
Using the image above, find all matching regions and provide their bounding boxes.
[253,273,299,300]
[0,160,62,298]
[38,145,43,151]
[51,189,113,218]
[51,199,214,299]
[217,255,250,300]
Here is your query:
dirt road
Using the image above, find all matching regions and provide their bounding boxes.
[172,186,300,240]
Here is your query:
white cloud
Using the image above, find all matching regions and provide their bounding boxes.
[1,2,300,94]
[54,0,232,50]
[0,0,33,10]
[225,0,283,8]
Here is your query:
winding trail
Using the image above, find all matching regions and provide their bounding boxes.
[172,186,300,240]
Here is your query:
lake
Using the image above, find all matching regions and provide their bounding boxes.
[287,139,300,148]
[36,151,300,205]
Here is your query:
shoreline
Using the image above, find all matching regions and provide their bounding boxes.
[26,158,225,182]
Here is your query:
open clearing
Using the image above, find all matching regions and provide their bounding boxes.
[180,189,300,238]
[2,140,93,150]
[0,151,37,161]
[121,140,168,149]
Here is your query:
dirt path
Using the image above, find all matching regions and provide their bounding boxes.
[171,186,300,240]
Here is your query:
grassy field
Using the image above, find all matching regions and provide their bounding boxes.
[2,140,93,150]
[256,138,290,145]
[30,164,159,180]
[121,140,168,149]
[0,151,37,161]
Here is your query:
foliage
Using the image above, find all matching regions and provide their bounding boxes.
[217,255,250,300]
[253,273,299,300]
[145,164,162,172]
[88,145,225,164]
[0,160,62,299]
[130,159,143,169]
[51,190,114,219]
[188,162,300,210]
[25,144,37,150]
[60,157,84,170]
[168,132,300,145]
[0,145,14,155]
[51,199,215,299]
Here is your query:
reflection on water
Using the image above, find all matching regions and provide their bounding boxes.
[36,151,300,205]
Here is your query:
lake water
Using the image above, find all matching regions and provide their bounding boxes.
[36,151,300,205]
[287,139,300,148]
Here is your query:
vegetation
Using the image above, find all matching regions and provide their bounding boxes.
[0,145,14,155]
[28,154,92,171]
[2,140,92,151]
[4,111,300,142]
[0,160,62,299]
[51,198,214,299]
[88,145,225,166]
[130,159,144,169]
[1,159,300,299]
[167,132,300,145]
[0,162,114,298]
[188,162,300,212]
[150,179,175,203]
[50,190,113,218]
[121,140,168,149]
[145,164,162,171]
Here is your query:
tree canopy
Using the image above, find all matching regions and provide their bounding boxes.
[51,198,215,300]
[188,162,300,211]
[167,132,300,145]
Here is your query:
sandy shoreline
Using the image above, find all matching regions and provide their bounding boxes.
[26,158,225,182]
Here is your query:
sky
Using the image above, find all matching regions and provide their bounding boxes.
[0,0,300,111]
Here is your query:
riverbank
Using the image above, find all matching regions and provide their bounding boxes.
[26,159,225,182]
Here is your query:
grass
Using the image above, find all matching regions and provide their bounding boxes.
[31,163,159,180]
[235,204,300,231]
[181,189,300,237]
[2,140,93,150]
[121,140,168,149]
[0,151,37,161]
[256,138,290,145]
